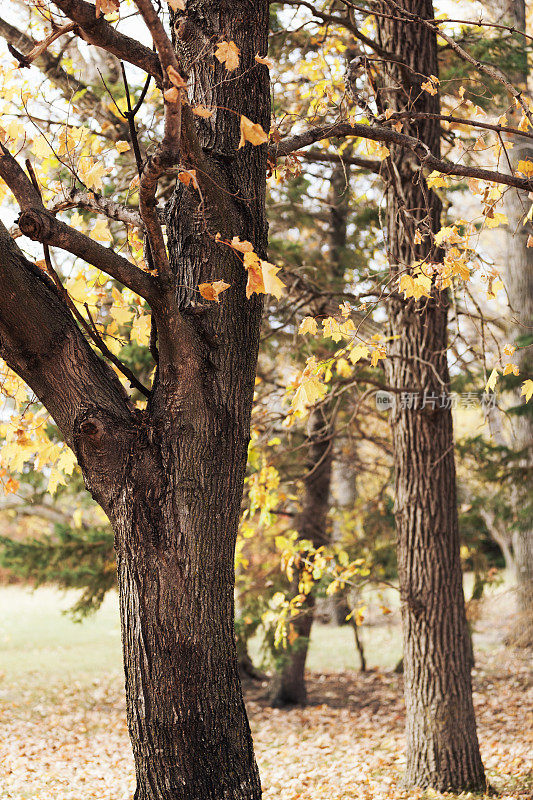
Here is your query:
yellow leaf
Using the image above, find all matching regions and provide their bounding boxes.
[485,368,499,392]
[116,140,130,153]
[215,40,240,71]
[349,344,369,364]
[484,211,508,229]
[299,316,318,335]
[48,467,66,496]
[56,447,77,476]
[167,0,185,9]
[336,357,352,377]
[503,344,516,356]
[503,363,519,376]
[239,115,268,148]
[261,260,285,299]
[198,280,230,302]
[131,313,151,346]
[231,236,254,253]
[521,379,533,403]
[322,317,342,342]
[91,218,112,242]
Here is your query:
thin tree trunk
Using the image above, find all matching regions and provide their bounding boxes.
[379,1,485,791]
[269,408,333,706]
[499,0,533,648]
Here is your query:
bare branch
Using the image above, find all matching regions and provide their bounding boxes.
[0,14,125,136]
[271,121,533,192]
[18,207,157,300]
[51,188,143,228]
[0,145,156,299]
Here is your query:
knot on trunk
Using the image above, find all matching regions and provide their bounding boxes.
[18,208,52,242]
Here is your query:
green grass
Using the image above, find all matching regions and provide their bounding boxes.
[0,585,122,686]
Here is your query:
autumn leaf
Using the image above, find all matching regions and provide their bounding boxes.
[239,115,268,148]
[255,54,273,68]
[177,170,198,189]
[215,40,240,71]
[503,363,519,376]
[198,280,230,302]
[116,140,130,153]
[261,260,285,299]
[167,65,187,89]
[95,0,119,17]
[485,368,499,392]
[91,219,112,243]
[164,87,180,104]
[193,106,213,118]
[521,379,533,402]
[231,236,254,253]
[167,0,185,9]
[299,317,318,335]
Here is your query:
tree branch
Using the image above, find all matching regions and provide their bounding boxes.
[0,144,157,300]
[0,14,125,137]
[51,188,143,228]
[0,220,132,447]
[271,121,533,192]
[52,0,163,84]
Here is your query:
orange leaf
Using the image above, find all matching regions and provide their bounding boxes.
[215,40,240,71]
[255,54,273,68]
[164,86,180,104]
[239,115,268,148]
[95,0,119,16]
[193,105,213,118]
[198,280,230,302]
[167,65,187,89]
[178,170,198,189]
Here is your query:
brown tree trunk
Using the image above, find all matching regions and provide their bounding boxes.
[0,1,270,796]
[379,1,485,791]
[269,408,333,706]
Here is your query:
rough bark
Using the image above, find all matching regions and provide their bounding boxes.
[378,1,485,791]
[0,0,270,796]
[269,408,333,707]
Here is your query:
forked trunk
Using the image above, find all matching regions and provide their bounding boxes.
[379,0,485,790]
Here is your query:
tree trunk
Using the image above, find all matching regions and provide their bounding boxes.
[269,408,333,706]
[499,0,533,648]
[379,1,485,791]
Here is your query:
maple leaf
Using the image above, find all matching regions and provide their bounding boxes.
[164,87,180,103]
[167,0,185,9]
[349,344,369,364]
[255,54,273,68]
[131,314,151,347]
[503,363,519,376]
[91,219,112,242]
[95,0,119,17]
[215,41,240,71]
[231,236,254,253]
[167,65,187,89]
[299,317,318,335]
[177,170,198,189]
[198,280,230,302]
[261,260,285,299]
[116,140,130,153]
[521,379,533,403]
[239,116,269,148]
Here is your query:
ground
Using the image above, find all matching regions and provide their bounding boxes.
[0,581,531,800]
